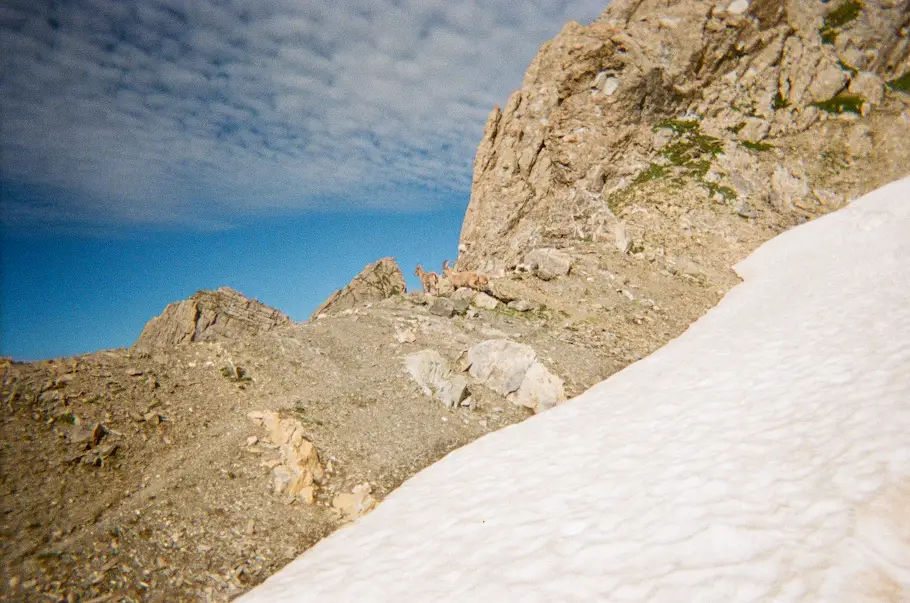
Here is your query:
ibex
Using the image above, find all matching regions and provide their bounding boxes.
[414,264,440,295]
[442,260,488,290]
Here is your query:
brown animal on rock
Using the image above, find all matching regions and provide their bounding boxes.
[414,264,440,295]
[442,260,489,291]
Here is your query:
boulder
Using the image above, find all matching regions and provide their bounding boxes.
[405,350,469,408]
[332,483,376,522]
[508,300,536,312]
[134,287,291,353]
[472,292,500,310]
[466,339,565,413]
[310,258,406,320]
[452,298,470,315]
[429,298,455,318]
[524,249,572,281]
[848,72,884,105]
[249,411,324,504]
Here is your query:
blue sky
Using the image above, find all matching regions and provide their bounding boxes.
[0,0,606,361]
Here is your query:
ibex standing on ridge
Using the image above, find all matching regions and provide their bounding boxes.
[414,264,440,295]
[442,260,489,291]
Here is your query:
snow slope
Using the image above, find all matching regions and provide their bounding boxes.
[239,178,910,602]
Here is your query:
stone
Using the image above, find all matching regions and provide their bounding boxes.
[847,125,873,157]
[524,249,572,281]
[771,165,809,211]
[253,411,324,501]
[652,128,674,150]
[395,327,417,343]
[332,483,376,522]
[467,339,537,396]
[807,65,848,103]
[507,300,535,312]
[848,72,884,105]
[611,222,633,254]
[405,350,469,408]
[514,361,566,412]
[452,287,475,302]
[429,297,455,318]
[737,118,770,143]
[134,287,291,353]
[472,292,500,310]
[466,339,565,413]
[452,298,470,315]
[310,258,406,319]
[726,0,749,15]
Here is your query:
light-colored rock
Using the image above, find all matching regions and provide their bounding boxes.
[514,362,566,412]
[737,117,770,143]
[466,339,565,413]
[451,298,470,315]
[467,340,537,396]
[806,65,848,103]
[726,0,749,15]
[847,124,873,157]
[472,292,499,310]
[332,483,376,522]
[524,249,572,281]
[771,165,810,210]
[405,350,469,408]
[452,287,475,302]
[848,72,884,105]
[429,297,455,318]
[251,411,324,503]
[652,128,674,150]
[507,300,535,312]
[395,327,416,343]
[310,258,406,320]
[134,287,291,353]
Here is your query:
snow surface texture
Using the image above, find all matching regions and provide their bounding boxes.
[240,178,910,602]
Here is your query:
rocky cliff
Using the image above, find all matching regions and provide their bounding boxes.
[133,287,292,353]
[458,0,910,272]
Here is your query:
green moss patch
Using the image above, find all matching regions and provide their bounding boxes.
[887,71,910,93]
[654,118,701,134]
[741,140,776,152]
[811,94,864,114]
[772,92,791,110]
[819,0,863,45]
[633,163,670,184]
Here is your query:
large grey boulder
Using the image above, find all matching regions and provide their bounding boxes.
[405,350,468,408]
[524,249,572,281]
[466,339,565,413]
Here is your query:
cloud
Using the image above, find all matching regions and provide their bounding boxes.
[0,0,606,229]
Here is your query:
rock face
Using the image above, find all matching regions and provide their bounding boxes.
[466,339,566,413]
[248,411,325,505]
[134,287,291,352]
[405,350,469,408]
[311,258,407,319]
[456,0,910,271]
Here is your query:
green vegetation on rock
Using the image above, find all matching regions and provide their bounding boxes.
[811,94,864,114]
[887,71,910,93]
[819,0,863,44]
[633,163,670,185]
[741,140,775,152]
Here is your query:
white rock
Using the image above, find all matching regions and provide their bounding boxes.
[524,248,573,281]
[514,362,566,413]
[726,0,749,15]
[848,71,884,105]
[472,292,500,310]
[466,340,537,395]
[405,350,468,408]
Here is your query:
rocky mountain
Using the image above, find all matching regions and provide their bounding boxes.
[134,287,292,354]
[2,1,909,601]
[458,0,910,272]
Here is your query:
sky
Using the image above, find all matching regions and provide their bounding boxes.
[0,0,608,361]
[240,178,910,602]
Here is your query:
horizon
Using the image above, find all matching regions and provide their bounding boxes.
[0,0,608,361]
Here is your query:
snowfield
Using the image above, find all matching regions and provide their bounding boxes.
[240,178,910,602]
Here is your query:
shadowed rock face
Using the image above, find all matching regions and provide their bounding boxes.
[133,287,292,352]
[457,0,910,273]
[310,257,407,320]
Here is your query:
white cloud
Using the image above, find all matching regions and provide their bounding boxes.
[0,0,607,229]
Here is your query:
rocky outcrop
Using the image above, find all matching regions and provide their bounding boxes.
[466,339,566,413]
[134,287,291,353]
[248,411,325,505]
[457,0,910,272]
[311,258,407,319]
[405,350,469,408]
